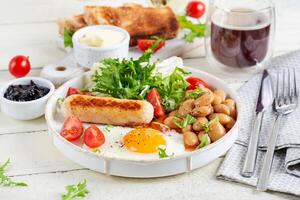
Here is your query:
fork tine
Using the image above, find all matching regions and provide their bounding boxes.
[276,70,280,99]
[288,68,292,97]
[294,68,298,98]
[282,69,286,100]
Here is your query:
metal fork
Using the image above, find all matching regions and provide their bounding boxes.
[257,68,298,191]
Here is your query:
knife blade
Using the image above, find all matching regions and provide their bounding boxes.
[241,69,274,177]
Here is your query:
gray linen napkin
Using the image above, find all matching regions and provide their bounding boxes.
[217,50,300,196]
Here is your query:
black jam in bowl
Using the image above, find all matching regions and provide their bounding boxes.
[4,80,50,102]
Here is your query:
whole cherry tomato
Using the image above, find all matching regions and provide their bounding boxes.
[186,76,209,90]
[84,125,105,148]
[8,55,31,78]
[60,116,84,141]
[186,1,206,19]
[146,88,165,118]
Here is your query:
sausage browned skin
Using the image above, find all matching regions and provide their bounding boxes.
[62,95,154,126]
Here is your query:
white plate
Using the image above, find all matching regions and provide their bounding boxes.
[45,67,242,178]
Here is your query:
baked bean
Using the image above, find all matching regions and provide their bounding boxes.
[194,92,214,106]
[182,125,192,133]
[214,90,226,102]
[209,113,231,125]
[191,105,213,117]
[192,117,208,131]
[213,104,230,115]
[183,131,199,147]
[208,122,226,142]
[178,99,195,116]
[223,98,237,118]
[164,116,181,129]
[225,118,236,130]
[168,110,177,117]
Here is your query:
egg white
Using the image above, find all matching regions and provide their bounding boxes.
[84,125,186,161]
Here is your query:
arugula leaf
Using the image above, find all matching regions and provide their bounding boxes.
[64,29,74,48]
[177,15,206,43]
[185,88,203,99]
[173,114,197,128]
[197,134,211,149]
[62,180,89,200]
[0,159,28,187]
[154,67,190,111]
[89,51,190,111]
[202,117,219,132]
[90,50,156,100]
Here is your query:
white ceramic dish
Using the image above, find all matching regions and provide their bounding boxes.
[0,77,55,120]
[45,67,242,178]
[72,25,130,67]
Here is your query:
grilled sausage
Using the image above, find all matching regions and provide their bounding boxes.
[62,95,154,126]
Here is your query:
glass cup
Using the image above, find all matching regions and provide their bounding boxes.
[205,0,276,78]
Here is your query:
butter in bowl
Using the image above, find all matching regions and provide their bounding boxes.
[72,25,130,68]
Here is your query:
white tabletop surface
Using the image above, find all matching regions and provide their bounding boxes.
[1,0,300,199]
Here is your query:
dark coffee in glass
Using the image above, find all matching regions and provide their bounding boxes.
[205,1,275,78]
[210,9,271,68]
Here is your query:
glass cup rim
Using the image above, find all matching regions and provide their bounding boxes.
[212,4,274,14]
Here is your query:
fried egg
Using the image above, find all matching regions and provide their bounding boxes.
[85,126,185,161]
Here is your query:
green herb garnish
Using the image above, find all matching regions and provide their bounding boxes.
[173,114,197,128]
[158,148,171,158]
[104,124,114,133]
[92,149,101,154]
[202,117,219,132]
[197,134,211,149]
[62,180,89,200]
[0,159,28,187]
[185,88,203,99]
[89,51,190,111]
[177,15,206,43]
[154,67,190,111]
[64,29,74,48]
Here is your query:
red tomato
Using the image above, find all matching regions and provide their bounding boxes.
[84,125,105,148]
[186,1,206,19]
[60,116,84,141]
[137,39,165,53]
[8,55,31,78]
[146,88,165,118]
[186,76,209,90]
[66,87,92,97]
[67,87,81,96]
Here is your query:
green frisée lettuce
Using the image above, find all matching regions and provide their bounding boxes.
[88,50,190,111]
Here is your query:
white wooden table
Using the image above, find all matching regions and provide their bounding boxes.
[1,0,300,199]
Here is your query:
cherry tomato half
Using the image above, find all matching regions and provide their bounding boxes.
[84,125,105,148]
[137,39,165,53]
[186,1,206,19]
[8,55,31,78]
[186,76,209,90]
[66,87,92,97]
[60,116,84,141]
[67,87,81,96]
[146,88,165,118]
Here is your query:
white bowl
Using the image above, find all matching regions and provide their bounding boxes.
[72,25,130,67]
[0,77,55,120]
[45,67,242,178]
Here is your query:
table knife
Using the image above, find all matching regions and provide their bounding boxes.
[241,70,274,177]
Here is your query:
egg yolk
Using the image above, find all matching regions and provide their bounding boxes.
[123,128,166,153]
